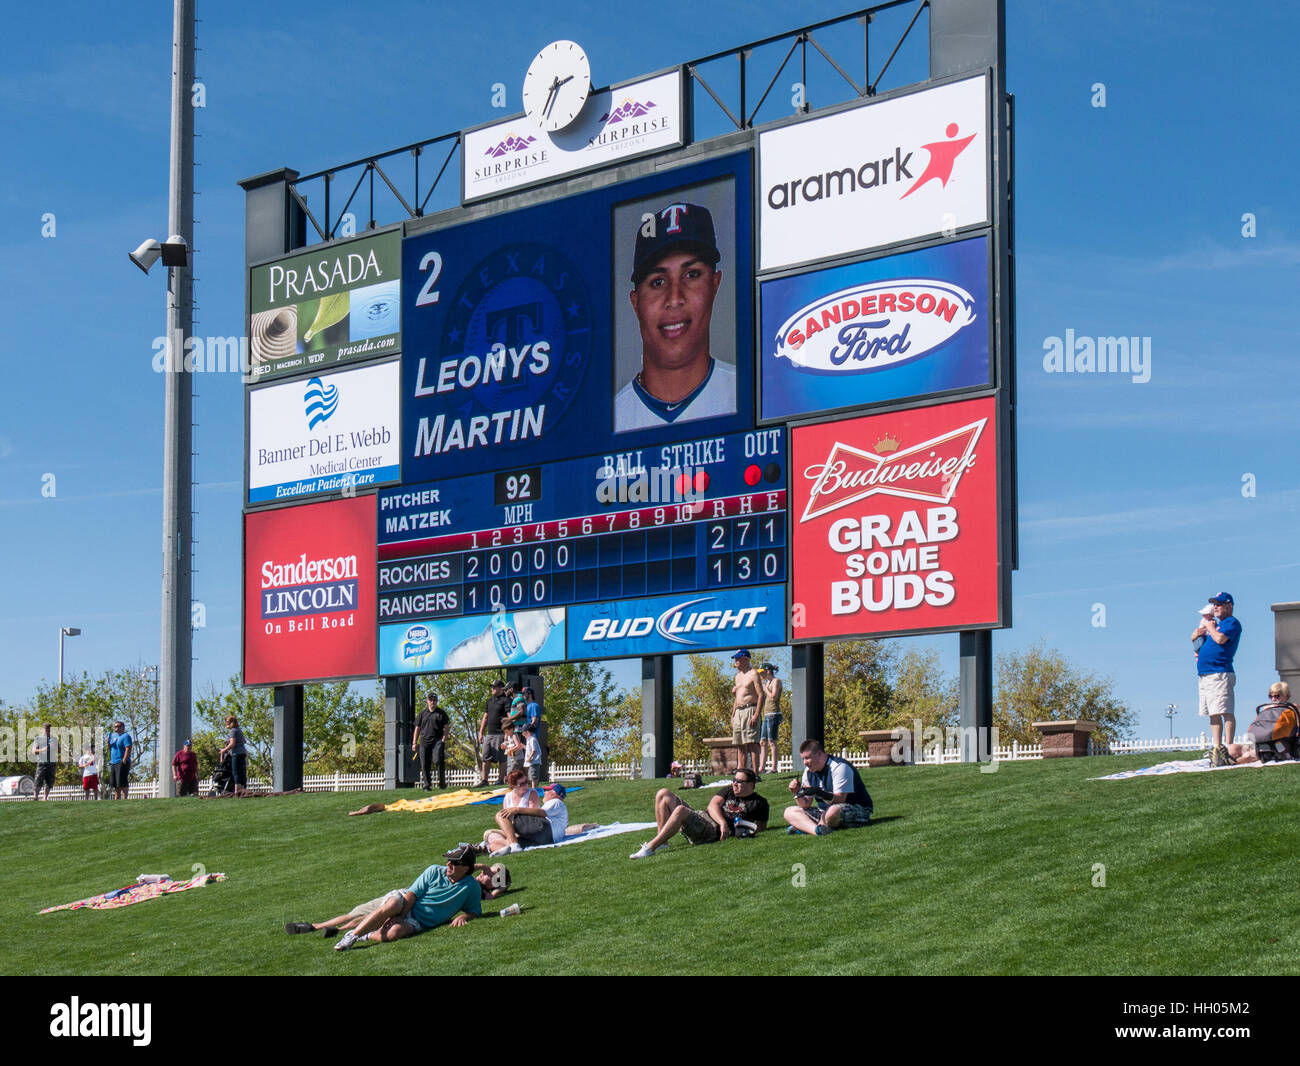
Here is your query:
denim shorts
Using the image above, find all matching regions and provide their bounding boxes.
[759,713,783,741]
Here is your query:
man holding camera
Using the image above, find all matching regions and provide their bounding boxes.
[784,739,873,835]
[629,767,768,859]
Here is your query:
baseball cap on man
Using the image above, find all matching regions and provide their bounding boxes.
[1209,592,1234,605]
[631,202,720,285]
[731,649,752,661]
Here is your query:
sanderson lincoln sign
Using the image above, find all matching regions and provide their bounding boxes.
[462,70,683,203]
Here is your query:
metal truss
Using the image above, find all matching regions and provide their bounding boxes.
[285,2,930,244]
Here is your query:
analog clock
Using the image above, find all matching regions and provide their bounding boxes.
[522,40,591,132]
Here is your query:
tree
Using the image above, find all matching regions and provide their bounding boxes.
[536,661,622,762]
[0,665,162,783]
[994,644,1135,745]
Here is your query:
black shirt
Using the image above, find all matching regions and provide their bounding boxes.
[484,695,510,735]
[716,786,769,824]
[416,707,449,744]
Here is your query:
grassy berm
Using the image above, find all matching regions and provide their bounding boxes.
[4,754,1297,975]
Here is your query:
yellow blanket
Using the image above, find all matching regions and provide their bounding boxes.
[379,788,507,813]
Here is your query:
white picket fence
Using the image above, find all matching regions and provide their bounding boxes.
[8,732,1234,801]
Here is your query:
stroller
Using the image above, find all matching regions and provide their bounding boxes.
[209,753,236,795]
[1246,700,1300,763]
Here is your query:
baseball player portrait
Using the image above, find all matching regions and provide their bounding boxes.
[614,198,737,432]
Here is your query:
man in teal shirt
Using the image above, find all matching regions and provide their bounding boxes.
[334,846,482,951]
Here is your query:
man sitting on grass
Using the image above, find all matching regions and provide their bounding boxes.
[783,739,873,836]
[630,767,768,859]
[330,845,483,951]
[285,862,511,938]
[484,782,571,855]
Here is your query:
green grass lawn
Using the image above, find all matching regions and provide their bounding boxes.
[4,754,1298,975]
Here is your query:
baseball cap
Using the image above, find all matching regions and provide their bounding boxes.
[512,695,526,705]
[446,844,477,868]
[491,679,505,688]
[425,689,438,699]
[544,783,567,798]
[731,649,752,660]
[1209,592,1234,605]
[761,662,777,673]
[631,202,720,286]
[1197,604,1215,617]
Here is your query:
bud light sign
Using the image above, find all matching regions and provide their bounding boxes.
[790,396,1003,641]
[759,236,990,421]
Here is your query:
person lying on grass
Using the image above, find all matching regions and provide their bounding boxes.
[330,846,483,951]
[630,767,768,859]
[481,782,598,855]
[285,862,511,938]
[783,739,873,836]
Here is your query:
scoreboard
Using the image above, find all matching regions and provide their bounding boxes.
[241,47,1013,687]
[375,426,788,672]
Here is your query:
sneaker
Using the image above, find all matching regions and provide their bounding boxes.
[320,926,339,939]
[284,922,315,935]
[814,824,832,836]
[786,826,804,835]
[490,843,523,857]
[334,931,359,952]
[629,842,660,859]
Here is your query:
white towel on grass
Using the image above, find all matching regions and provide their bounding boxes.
[1092,757,1300,781]
[523,822,657,851]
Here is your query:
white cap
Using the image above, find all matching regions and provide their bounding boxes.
[1197,603,1215,617]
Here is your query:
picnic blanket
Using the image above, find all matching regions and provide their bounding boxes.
[40,872,225,914]
[472,785,584,805]
[1092,757,1300,781]
[521,821,655,851]
[380,788,507,812]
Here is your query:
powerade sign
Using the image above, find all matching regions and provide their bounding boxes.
[567,585,785,659]
[759,237,991,421]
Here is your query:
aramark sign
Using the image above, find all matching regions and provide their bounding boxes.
[247,359,400,504]
[462,70,683,203]
[759,236,990,420]
[566,585,785,659]
[758,74,989,270]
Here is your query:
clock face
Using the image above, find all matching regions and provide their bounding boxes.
[522,40,591,132]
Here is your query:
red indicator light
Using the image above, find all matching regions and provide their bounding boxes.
[744,464,762,486]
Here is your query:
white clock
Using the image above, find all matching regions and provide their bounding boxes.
[522,40,591,132]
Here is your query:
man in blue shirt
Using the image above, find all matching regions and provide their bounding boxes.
[108,721,133,799]
[1193,592,1243,767]
[334,845,482,951]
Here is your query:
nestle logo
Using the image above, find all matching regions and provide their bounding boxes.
[774,280,976,373]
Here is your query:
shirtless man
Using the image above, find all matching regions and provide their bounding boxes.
[730,650,762,772]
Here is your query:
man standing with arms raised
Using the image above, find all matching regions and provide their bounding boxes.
[1193,592,1243,767]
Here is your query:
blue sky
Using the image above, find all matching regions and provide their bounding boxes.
[1,0,1295,740]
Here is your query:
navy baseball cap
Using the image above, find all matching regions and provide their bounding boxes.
[1209,592,1234,605]
[631,202,720,285]
[731,649,752,660]
[544,783,567,798]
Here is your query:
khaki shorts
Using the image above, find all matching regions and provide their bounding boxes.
[732,704,758,746]
[1198,672,1235,718]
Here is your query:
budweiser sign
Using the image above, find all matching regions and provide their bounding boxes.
[800,418,985,521]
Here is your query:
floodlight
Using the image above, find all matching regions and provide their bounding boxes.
[130,238,162,274]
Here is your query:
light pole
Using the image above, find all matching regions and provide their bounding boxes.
[58,626,82,690]
[1165,703,1177,739]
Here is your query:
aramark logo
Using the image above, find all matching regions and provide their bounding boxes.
[484,132,537,157]
[765,120,977,210]
[599,98,657,123]
[800,420,984,521]
[50,998,151,1046]
[304,377,339,429]
[773,279,976,372]
[580,596,768,646]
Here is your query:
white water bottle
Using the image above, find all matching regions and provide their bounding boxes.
[444,608,563,669]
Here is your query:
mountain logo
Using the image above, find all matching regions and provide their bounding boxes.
[484,132,537,157]
[599,98,657,124]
